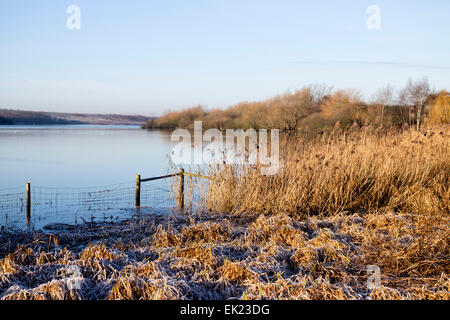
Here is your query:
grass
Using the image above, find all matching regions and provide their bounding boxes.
[0,210,448,300]
[0,125,448,300]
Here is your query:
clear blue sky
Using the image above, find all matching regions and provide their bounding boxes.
[1,0,449,116]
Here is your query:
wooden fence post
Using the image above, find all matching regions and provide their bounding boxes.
[178,168,184,210]
[26,182,31,224]
[136,174,141,208]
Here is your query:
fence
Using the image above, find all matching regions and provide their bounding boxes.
[0,169,212,230]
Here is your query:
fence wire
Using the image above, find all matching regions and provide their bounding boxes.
[0,177,181,230]
[0,172,210,231]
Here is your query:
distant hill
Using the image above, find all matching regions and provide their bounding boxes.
[0,109,153,125]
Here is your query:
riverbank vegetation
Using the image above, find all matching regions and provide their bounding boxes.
[206,125,449,218]
[143,78,449,137]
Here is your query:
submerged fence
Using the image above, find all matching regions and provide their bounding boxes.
[0,169,211,230]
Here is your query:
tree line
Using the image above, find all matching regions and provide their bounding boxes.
[143,77,450,135]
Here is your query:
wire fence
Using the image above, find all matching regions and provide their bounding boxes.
[0,172,209,231]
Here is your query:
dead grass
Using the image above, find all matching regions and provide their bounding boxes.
[0,209,447,300]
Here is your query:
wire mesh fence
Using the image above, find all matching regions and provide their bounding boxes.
[0,173,210,231]
[0,188,27,228]
[0,178,171,230]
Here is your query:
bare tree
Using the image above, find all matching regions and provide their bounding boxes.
[278,87,326,132]
[310,84,334,105]
[401,77,431,130]
[397,80,413,127]
[373,84,394,128]
[279,90,311,131]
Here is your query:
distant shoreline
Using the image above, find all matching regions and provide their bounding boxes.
[0,109,154,126]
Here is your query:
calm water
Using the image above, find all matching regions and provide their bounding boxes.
[0,125,181,230]
[0,125,174,189]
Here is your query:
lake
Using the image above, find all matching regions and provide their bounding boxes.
[0,125,186,230]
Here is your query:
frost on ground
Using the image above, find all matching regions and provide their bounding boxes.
[0,211,448,300]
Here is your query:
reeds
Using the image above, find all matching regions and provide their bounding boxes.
[206,125,450,217]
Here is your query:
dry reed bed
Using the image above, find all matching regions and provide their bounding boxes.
[207,125,450,217]
[0,126,448,300]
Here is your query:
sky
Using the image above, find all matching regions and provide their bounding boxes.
[0,0,449,116]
